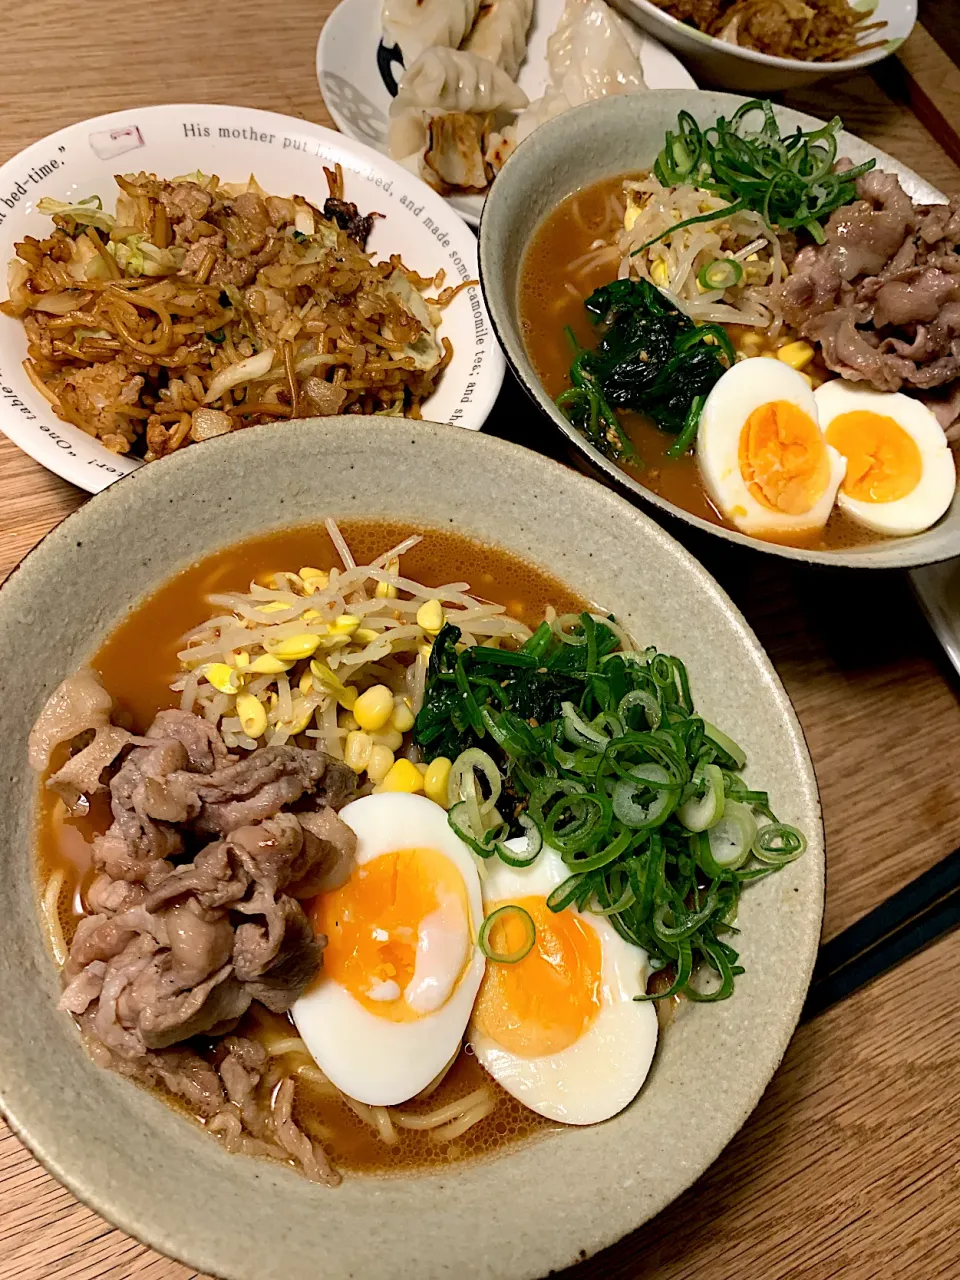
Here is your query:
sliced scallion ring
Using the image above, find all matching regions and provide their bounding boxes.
[612,764,678,830]
[551,613,587,645]
[479,904,536,964]
[563,826,633,873]
[545,791,612,854]
[702,721,747,769]
[546,872,585,913]
[753,823,807,865]
[561,701,621,752]
[677,762,725,833]
[618,688,662,731]
[449,801,499,859]
[495,814,543,868]
[448,747,502,820]
[695,800,758,876]
[696,258,744,291]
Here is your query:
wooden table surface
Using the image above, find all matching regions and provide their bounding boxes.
[2,3,960,1278]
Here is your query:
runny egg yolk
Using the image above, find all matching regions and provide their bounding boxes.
[824,410,923,503]
[313,847,471,1022]
[738,400,830,514]
[472,897,603,1058]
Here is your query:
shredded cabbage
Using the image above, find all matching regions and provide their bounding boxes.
[387,271,442,371]
[36,195,114,234]
[204,348,277,403]
[111,236,181,278]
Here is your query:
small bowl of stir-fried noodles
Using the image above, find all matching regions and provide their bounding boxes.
[0,105,501,490]
[614,0,912,91]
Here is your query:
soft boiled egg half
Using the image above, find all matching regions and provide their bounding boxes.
[814,380,956,535]
[697,358,847,542]
[469,842,658,1125]
[292,793,485,1106]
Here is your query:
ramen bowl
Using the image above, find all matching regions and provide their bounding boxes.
[0,417,822,1279]
[479,90,960,570]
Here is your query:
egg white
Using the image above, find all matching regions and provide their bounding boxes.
[814,380,956,535]
[697,358,846,539]
[292,793,485,1106]
[469,844,658,1125]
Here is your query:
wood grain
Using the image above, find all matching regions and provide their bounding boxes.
[2,3,960,1279]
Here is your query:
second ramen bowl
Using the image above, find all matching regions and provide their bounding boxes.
[479,90,960,570]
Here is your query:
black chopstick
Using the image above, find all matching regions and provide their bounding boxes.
[801,847,960,1021]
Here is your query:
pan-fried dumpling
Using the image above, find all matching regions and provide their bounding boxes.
[489,0,647,164]
[462,0,535,81]
[547,0,647,100]
[423,114,493,192]
[382,0,482,62]
[388,47,528,161]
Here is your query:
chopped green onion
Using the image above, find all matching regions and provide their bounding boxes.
[702,721,747,770]
[753,823,807,865]
[696,801,758,875]
[479,905,537,964]
[697,259,744,291]
[561,701,612,751]
[547,873,586,913]
[677,763,725,832]
[565,827,633,874]
[618,688,662,731]
[685,936,742,1002]
[448,802,499,859]
[448,748,502,824]
[496,815,543,867]
[612,767,678,830]
[642,103,876,252]
[545,792,612,855]
[413,610,808,1003]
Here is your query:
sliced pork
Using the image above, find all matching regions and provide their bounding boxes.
[29,670,149,810]
[780,169,960,397]
[31,673,357,1182]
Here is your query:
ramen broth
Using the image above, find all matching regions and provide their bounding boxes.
[37,522,588,1172]
[518,175,880,551]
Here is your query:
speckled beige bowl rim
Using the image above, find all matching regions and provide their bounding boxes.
[0,418,824,1280]
[479,89,958,571]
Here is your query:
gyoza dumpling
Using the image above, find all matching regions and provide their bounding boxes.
[382,0,482,62]
[462,0,535,81]
[547,0,647,100]
[388,47,528,160]
[490,0,646,162]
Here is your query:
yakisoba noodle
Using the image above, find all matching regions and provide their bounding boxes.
[651,0,887,62]
[2,166,468,460]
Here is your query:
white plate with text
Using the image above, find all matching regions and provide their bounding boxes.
[0,104,502,493]
[316,0,697,227]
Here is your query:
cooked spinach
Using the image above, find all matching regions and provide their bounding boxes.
[556,278,735,465]
[413,619,621,765]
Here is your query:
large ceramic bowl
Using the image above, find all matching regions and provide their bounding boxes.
[479,90,958,570]
[610,0,915,92]
[0,418,823,1280]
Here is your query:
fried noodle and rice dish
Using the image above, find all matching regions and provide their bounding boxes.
[0,166,462,460]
